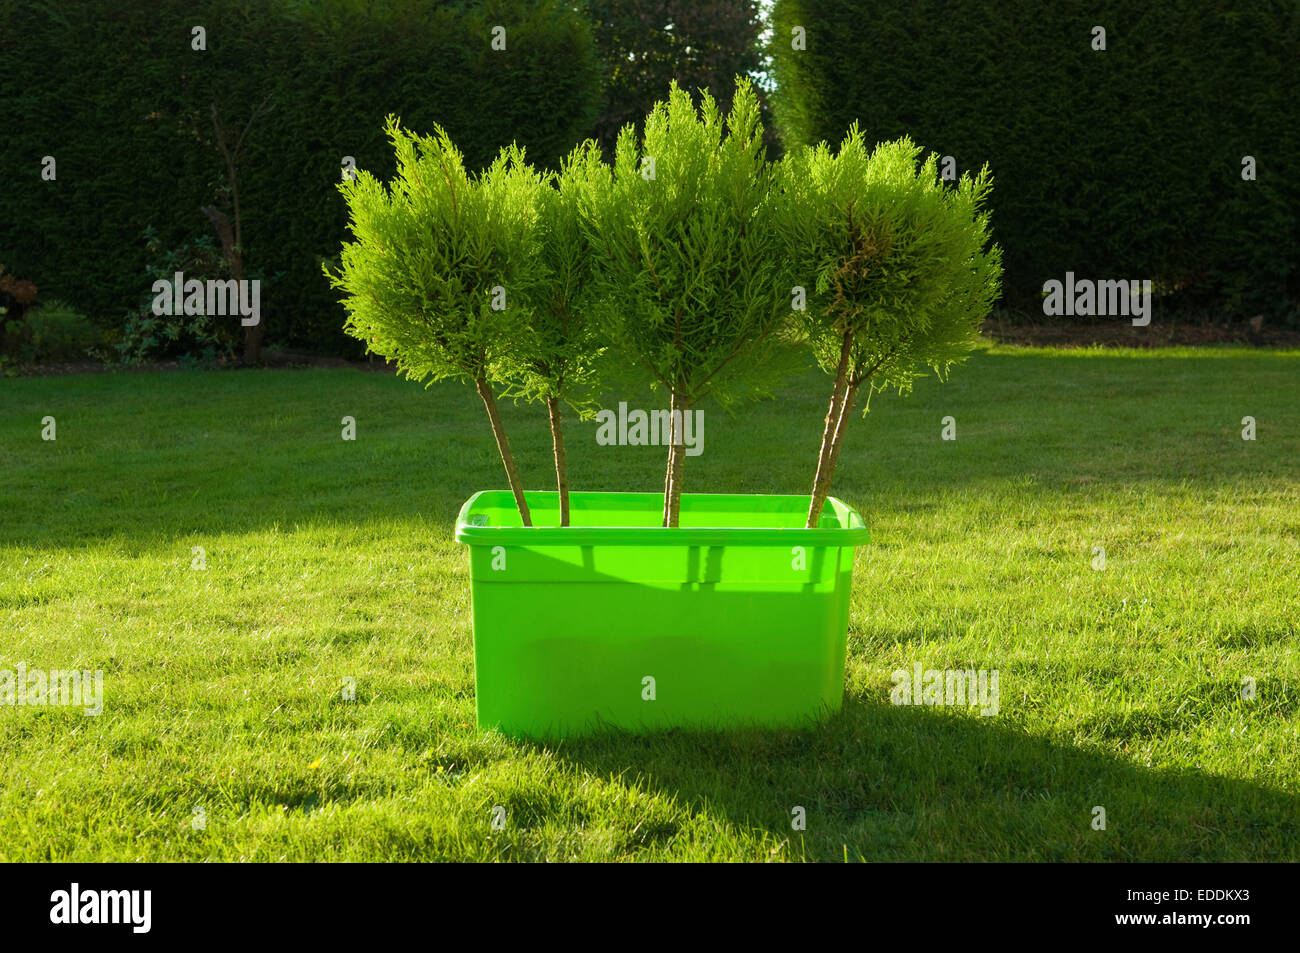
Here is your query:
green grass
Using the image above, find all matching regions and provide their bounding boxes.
[1,344,1297,861]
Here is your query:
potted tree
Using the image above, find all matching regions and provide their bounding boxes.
[778,131,1003,526]
[494,141,608,527]
[327,118,546,526]
[330,92,999,740]
[578,79,798,527]
[451,81,875,738]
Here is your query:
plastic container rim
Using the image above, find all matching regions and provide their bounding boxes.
[453,490,870,547]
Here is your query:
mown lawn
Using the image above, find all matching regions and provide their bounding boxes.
[1,344,1297,861]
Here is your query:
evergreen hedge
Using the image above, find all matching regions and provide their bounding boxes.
[769,0,1300,321]
[0,0,602,350]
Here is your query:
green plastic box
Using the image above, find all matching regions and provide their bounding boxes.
[454,490,869,739]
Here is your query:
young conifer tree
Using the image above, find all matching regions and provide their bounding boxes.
[327,117,545,525]
[579,78,797,527]
[779,130,1003,527]
[497,141,607,526]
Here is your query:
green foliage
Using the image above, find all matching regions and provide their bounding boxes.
[580,79,796,409]
[0,0,603,353]
[779,131,1003,400]
[769,0,1300,322]
[12,299,100,364]
[329,119,546,387]
[109,230,239,367]
[498,141,607,417]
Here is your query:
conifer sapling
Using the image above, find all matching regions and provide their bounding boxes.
[327,118,546,525]
[779,131,1003,527]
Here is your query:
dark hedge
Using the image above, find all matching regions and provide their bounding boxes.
[0,0,602,351]
[769,0,1300,321]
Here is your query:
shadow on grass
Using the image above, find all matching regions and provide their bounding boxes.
[535,695,1300,861]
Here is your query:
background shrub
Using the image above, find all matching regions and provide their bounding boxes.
[109,229,243,368]
[18,299,101,364]
[770,0,1300,323]
[1,298,101,365]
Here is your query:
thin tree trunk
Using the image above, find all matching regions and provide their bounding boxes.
[207,100,272,366]
[662,390,677,526]
[243,305,266,364]
[806,329,853,528]
[232,155,265,364]
[546,395,569,527]
[661,440,674,527]
[200,203,260,362]
[821,375,863,510]
[475,376,532,526]
[664,391,687,528]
